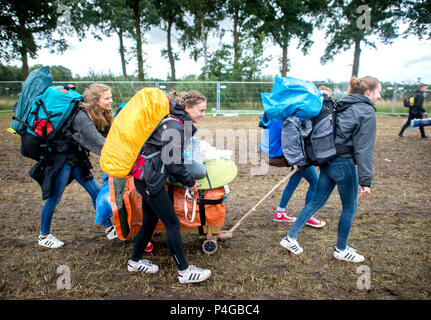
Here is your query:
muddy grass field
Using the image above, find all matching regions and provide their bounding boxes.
[0,113,430,301]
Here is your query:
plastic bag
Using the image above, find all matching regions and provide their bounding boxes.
[260,75,323,124]
[199,140,233,162]
[184,137,207,179]
[94,174,113,225]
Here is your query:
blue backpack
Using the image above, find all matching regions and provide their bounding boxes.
[9,67,83,160]
[25,85,82,139]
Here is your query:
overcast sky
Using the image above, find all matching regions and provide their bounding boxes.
[26,22,431,84]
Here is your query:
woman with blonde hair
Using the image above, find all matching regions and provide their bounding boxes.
[280,76,381,263]
[37,83,116,249]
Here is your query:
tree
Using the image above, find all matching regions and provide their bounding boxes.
[206,32,270,80]
[88,0,135,79]
[180,0,225,80]
[0,0,67,79]
[224,0,269,80]
[321,0,402,78]
[154,1,188,81]
[250,0,323,77]
[402,0,431,40]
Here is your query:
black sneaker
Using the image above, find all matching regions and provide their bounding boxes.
[422,135,429,139]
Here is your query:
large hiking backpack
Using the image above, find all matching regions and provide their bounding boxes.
[8,66,53,137]
[9,68,82,161]
[259,75,323,167]
[24,85,82,139]
[281,97,351,168]
[100,88,170,178]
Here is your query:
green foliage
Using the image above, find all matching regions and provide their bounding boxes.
[321,0,402,76]
[402,0,431,40]
[0,0,67,78]
[0,64,23,81]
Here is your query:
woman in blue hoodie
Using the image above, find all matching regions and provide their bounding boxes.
[280,76,381,263]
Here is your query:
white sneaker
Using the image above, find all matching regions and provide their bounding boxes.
[280,236,303,254]
[333,246,364,263]
[127,259,159,273]
[38,234,64,249]
[178,265,211,284]
[105,226,118,240]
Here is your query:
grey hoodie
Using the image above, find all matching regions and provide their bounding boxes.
[71,110,106,155]
[335,94,376,187]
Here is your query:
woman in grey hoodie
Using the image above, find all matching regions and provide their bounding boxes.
[37,84,116,249]
[280,76,381,263]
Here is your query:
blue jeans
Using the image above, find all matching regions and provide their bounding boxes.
[288,157,358,250]
[40,162,111,235]
[279,166,319,208]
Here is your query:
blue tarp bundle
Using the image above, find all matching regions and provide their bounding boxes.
[260,75,323,125]
[260,121,283,157]
[259,75,323,158]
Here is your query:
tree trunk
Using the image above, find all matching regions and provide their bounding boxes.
[200,15,209,80]
[18,19,29,80]
[21,49,29,80]
[118,30,128,79]
[232,4,240,81]
[351,37,361,78]
[132,1,144,81]
[167,19,176,82]
[281,44,288,77]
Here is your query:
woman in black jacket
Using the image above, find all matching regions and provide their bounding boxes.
[37,84,116,249]
[127,90,212,284]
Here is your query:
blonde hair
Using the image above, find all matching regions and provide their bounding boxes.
[348,76,380,95]
[318,85,332,97]
[173,90,207,108]
[80,84,113,133]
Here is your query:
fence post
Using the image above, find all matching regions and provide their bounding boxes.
[391,82,398,115]
[216,82,221,115]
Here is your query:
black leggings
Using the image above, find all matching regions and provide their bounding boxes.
[399,113,426,137]
[131,179,189,271]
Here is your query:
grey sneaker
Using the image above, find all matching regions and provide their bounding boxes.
[178,265,211,284]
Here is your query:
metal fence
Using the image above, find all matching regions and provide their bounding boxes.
[0,80,428,115]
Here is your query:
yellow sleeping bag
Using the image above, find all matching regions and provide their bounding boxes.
[100,88,170,178]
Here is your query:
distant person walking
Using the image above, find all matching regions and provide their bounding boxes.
[398,84,428,139]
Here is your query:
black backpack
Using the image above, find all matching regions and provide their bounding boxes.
[403,93,416,108]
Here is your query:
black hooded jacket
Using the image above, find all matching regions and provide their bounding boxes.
[140,99,197,195]
[409,89,426,116]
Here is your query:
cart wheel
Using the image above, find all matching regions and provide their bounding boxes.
[144,240,154,253]
[202,239,217,254]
